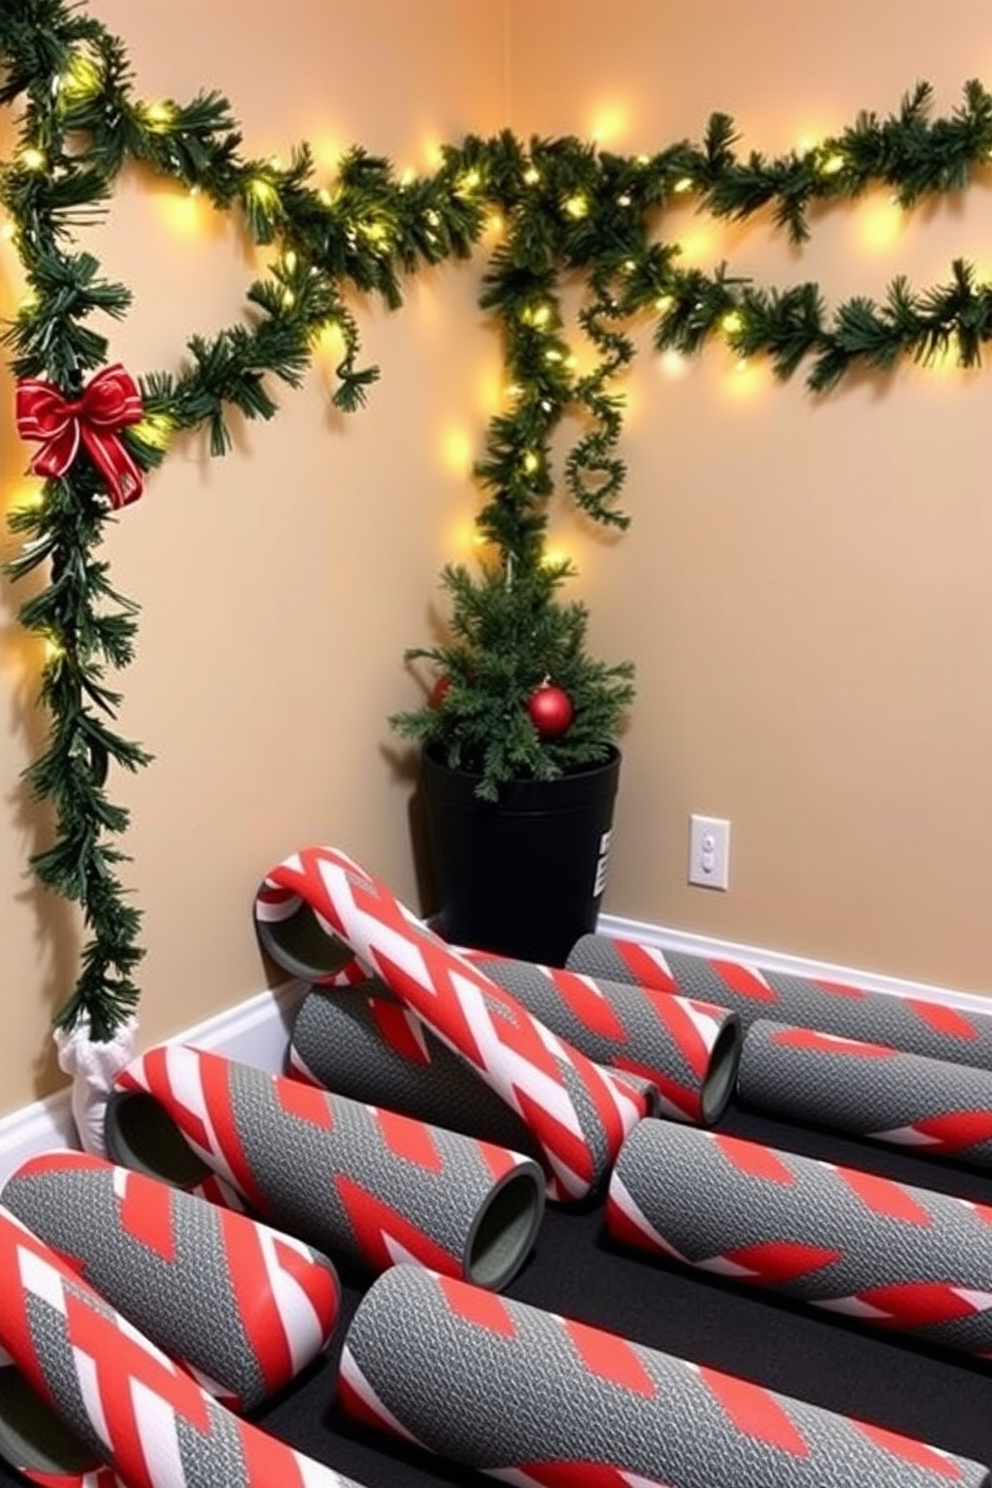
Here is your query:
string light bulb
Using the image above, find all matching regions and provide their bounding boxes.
[564,194,588,219]
[142,101,175,132]
[19,147,45,172]
[721,310,744,335]
[7,483,45,516]
[524,303,552,330]
[247,176,278,206]
[59,52,102,101]
[132,414,173,452]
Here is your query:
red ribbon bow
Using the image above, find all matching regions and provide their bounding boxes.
[15,363,146,509]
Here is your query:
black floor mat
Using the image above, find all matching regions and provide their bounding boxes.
[0,1098,989,1486]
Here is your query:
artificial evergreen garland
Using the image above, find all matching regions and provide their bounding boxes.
[1,0,990,1034]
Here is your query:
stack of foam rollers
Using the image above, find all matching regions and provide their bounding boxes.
[2,842,991,1487]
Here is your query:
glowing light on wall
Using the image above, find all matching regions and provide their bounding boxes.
[855,191,904,254]
[589,105,629,145]
[313,320,346,370]
[4,481,44,518]
[447,518,489,558]
[658,349,690,381]
[440,425,475,477]
[676,223,720,266]
[155,188,206,239]
[722,354,771,402]
[422,140,446,172]
[312,138,346,174]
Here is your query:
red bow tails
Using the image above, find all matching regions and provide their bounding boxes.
[16,364,146,509]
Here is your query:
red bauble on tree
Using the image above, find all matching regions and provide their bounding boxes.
[430,675,452,709]
[527,681,574,739]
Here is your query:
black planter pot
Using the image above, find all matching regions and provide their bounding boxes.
[420,743,621,968]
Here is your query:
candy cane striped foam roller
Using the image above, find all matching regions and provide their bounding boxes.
[462,949,740,1124]
[290,984,545,1161]
[112,1044,544,1292]
[256,847,650,1201]
[567,934,992,1069]
[739,1021,992,1169]
[0,1205,366,1488]
[0,1149,340,1411]
[339,1264,989,1488]
[607,1118,992,1358]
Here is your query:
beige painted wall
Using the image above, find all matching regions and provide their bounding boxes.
[509,0,992,993]
[0,0,508,1106]
[1,1,990,1115]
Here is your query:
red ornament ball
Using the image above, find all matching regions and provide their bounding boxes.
[430,675,452,709]
[527,682,574,739]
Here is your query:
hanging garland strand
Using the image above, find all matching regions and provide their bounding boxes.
[2,0,991,1032]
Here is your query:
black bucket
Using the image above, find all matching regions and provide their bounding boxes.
[420,744,621,967]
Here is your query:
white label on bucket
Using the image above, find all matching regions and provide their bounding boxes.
[593,830,612,897]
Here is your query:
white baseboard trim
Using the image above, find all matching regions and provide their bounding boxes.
[0,980,308,1188]
[1,926,989,1187]
[597,912,992,1015]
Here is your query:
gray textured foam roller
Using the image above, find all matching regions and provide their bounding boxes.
[467,952,740,1124]
[339,1264,989,1488]
[0,1149,340,1412]
[0,1205,368,1488]
[739,1020,992,1169]
[289,985,544,1161]
[566,934,992,1069]
[110,1044,545,1293]
[607,1117,992,1358]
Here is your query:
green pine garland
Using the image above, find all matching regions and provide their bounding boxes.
[1,0,990,1033]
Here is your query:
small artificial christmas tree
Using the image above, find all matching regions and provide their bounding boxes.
[390,551,635,802]
[390,169,639,802]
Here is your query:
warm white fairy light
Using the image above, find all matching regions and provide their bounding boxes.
[59,52,103,101]
[142,100,175,132]
[247,176,278,207]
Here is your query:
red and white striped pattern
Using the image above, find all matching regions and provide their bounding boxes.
[607,1119,992,1358]
[1,1150,340,1411]
[339,1264,988,1488]
[113,1044,543,1291]
[256,847,649,1201]
[458,948,740,1125]
[0,1205,366,1488]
